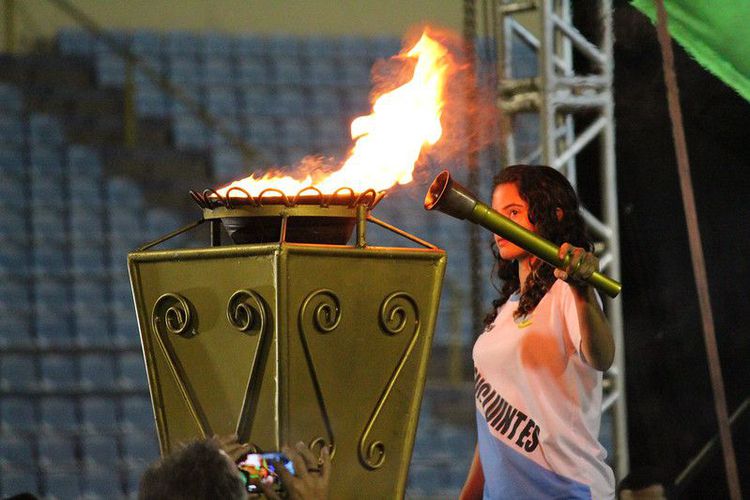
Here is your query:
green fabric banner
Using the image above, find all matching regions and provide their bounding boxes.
[631,0,750,102]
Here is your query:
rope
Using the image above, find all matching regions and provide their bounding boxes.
[652,2,742,498]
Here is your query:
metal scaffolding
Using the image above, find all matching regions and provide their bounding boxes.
[492,0,628,478]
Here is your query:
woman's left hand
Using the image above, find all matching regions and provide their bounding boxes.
[554,243,598,283]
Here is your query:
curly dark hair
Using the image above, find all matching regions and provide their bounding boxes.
[484,164,591,327]
[139,439,246,500]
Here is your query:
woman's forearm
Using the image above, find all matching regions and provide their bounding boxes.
[576,286,615,371]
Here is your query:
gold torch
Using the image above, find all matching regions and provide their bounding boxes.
[424,170,621,298]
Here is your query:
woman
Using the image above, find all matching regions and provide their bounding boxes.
[461,165,616,499]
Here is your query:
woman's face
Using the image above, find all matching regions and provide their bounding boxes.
[491,182,536,261]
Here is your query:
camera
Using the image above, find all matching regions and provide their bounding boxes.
[237,451,296,493]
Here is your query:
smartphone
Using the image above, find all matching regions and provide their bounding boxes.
[237,451,295,493]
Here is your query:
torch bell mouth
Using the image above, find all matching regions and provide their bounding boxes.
[424,170,451,211]
[191,186,386,245]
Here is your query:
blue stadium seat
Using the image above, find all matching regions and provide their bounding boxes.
[0,397,36,432]
[94,30,130,55]
[145,208,182,239]
[83,464,125,498]
[31,178,66,211]
[28,114,63,147]
[0,354,37,391]
[274,87,306,117]
[0,147,26,178]
[109,209,144,235]
[126,463,149,496]
[95,51,127,87]
[308,88,342,118]
[40,354,77,390]
[0,435,35,469]
[233,34,268,58]
[337,35,371,59]
[235,58,271,86]
[239,85,273,116]
[120,397,155,433]
[80,353,116,390]
[72,278,108,312]
[279,117,312,148]
[81,435,120,466]
[343,86,371,117]
[107,177,145,211]
[0,209,27,244]
[340,60,372,86]
[131,30,163,57]
[209,118,242,149]
[68,177,105,208]
[111,280,135,313]
[133,55,163,84]
[34,277,70,311]
[0,116,25,147]
[267,34,301,58]
[122,431,159,466]
[112,309,140,348]
[0,83,23,114]
[74,314,113,348]
[0,312,33,347]
[301,36,338,60]
[0,279,30,317]
[164,31,200,56]
[81,396,118,432]
[41,468,82,499]
[306,57,338,87]
[212,146,246,183]
[168,84,203,117]
[118,353,148,391]
[35,311,75,347]
[67,144,103,179]
[39,434,77,466]
[370,36,402,58]
[32,210,67,246]
[205,86,239,119]
[0,466,39,498]
[39,397,78,432]
[202,56,234,86]
[271,58,304,85]
[243,117,278,146]
[173,114,209,150]
[166,55,200,85]
[136,81,169,119]
[70,243,107,278]
[57,28,95,57]
[202,32,234,57]
[314,117,348,148]
[69,207,106,242]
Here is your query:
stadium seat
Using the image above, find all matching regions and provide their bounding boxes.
[40,354,77,390]
[120,397,155,433]
[0,466,39,498]
[57,28,95,57]
[131,30,163,57]
[239,85,273,116]
[274,88,306,117]
[235,58,271,86]
[39,397,79,432]
[82,464,125,498]
[80,353,117,390]
[118,353,149,391]
[0,83,23,114]
[173,114,209,150]
[0,397,36,432]
[0,116,25,147]
[67,144,103,179]
[40,468,82,499]
[0,210,28,245]
[0,146,25,178]
[201,56,234,86]
[308,87,342,116]
[211,146,246,183]
[279,117,312,148]
[270,57,305,86]
[205,87,239,120]
[122,431,159,466]
[166,55,200,85]
[74,314,113,348]
[0,435,35,469]
[95,51,127,88]
[164,31,200,56]
[243,116,278,146]
[0,354,38,391]
[233,34,268,58]
[32,210,67,246]
[81,435,120,467]
[81,396,118,432]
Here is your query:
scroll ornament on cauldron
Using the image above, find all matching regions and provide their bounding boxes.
[299,288,420,470]
[149,289,270,443]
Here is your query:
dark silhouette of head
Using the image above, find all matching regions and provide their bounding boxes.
[485,164,591,326]
[138,439,246,500]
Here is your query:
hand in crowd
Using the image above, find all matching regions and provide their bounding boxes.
[554,242,598,283]
[261,442,331,500]
[214,433,256,461]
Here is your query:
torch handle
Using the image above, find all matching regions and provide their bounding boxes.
[471,203,622,298]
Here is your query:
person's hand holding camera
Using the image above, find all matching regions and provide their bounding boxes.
[261,441,330,500]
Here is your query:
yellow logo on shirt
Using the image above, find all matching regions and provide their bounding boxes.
[514,315,533,329]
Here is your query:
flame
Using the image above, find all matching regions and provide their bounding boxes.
[217,31,450,197]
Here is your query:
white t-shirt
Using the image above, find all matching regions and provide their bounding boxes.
[473,280,615,499]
